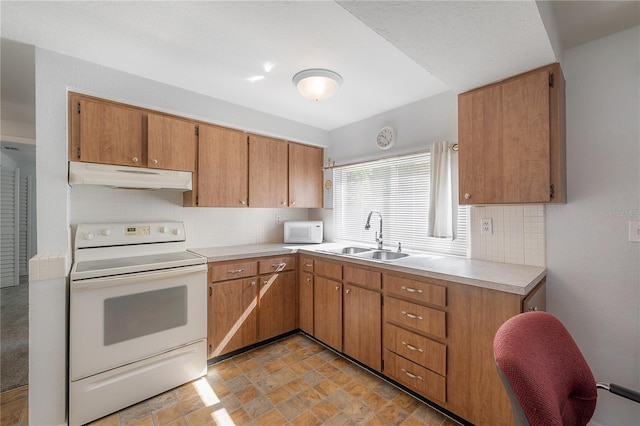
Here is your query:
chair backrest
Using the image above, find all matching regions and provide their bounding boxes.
[493,312,597,426]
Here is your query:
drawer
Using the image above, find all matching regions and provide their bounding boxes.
[315,259,342,281]
[300,257,314,273]
[385,275,446,307]
[385,297,446,339]
[384,323,446,376]
[344,265,381,290]
[259,255,295,274]
[384,350,446,405]
[209,260,258,282]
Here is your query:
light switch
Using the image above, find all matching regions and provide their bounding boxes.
[629,221,640,242]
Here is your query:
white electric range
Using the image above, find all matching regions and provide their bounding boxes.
[69,222,207,426]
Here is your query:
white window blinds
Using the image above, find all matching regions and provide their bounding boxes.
[333,152,468,257]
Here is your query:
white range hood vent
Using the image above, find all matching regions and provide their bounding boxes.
[68,161,192,191]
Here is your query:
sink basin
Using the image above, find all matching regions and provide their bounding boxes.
[354,250,410,261]
[330,246,372,255]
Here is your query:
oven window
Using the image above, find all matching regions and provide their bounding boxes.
[104,286,187,346]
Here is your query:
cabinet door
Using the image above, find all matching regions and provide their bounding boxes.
[313,276,342,351]
[197,124,248,207]
[299,271,314,334]
[147,114,197,171]
[77,98,144,167]
[208,277,257,357]
[258,270,296,341]
[248,135,288,207]
[459,68,551,204]
[288,143,323,208]
[343,284,381,371]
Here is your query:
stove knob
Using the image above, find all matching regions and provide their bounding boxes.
[172,228,181,236]
[160,226,168,234]
[100,228,111,236]
[83,232,95,241]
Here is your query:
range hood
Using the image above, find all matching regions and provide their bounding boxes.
[68,161,192,191]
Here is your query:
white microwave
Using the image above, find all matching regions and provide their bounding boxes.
[284,221,323,244]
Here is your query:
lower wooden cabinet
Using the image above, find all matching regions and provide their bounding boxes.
[343,283,381,371]
[209,253,546,426]
[208,256,296,358]
[209,276,258,357]
[258,269,296,341]
[313,276,343,351]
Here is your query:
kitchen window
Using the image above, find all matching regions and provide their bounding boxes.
[333,152,468,257]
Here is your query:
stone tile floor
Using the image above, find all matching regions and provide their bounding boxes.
[1,334,460,425]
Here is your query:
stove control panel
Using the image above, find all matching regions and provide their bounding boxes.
[75,222,186,248]
[125,226,151,237]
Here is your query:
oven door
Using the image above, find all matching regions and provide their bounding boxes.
[70,264,207,381]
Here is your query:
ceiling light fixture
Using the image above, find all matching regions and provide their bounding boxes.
[292,68,343,101]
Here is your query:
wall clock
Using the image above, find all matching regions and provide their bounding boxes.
[376,126,396,150]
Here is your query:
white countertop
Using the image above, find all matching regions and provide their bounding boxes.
[189,242,546,296]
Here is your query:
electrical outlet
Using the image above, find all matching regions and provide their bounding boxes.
[275,215,281,224]
[629,221,640,242]
[481,218,493,235]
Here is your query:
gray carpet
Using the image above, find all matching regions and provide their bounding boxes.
[0,276,29,392]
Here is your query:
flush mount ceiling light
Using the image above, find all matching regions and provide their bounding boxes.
[293,68,343,101]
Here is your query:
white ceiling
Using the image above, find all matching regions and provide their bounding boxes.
[1,0,638,139]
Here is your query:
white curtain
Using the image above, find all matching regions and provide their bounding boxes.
[428,141,454,238]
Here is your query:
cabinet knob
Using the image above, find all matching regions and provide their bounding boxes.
[152,159,158,165]
[240,200,246,205]
[291,201,296,206]
[306,278,311,283]
[335,286,340,291]
[281,201,286,206]
[251,281,256,287]
[132,157,139,163]
[464,193,471,200]
[345,289,350,294]
[528,306,538,311]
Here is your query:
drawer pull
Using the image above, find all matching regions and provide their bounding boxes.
[401,368,423,381]
[402,341,424,353]
[401,286,423,294]
[304,263,313,267]
[271,262,286,272]
[401,310,423,320]
[228,268,245,274]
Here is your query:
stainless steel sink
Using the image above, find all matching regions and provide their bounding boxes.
[330,246,372,255]
[354,250,410,261]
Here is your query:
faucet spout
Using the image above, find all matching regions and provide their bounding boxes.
[365,210,383,250]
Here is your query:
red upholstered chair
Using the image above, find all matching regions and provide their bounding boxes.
[493,311,640,426]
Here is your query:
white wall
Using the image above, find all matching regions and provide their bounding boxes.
[327,90,458,164]
[547,26,640,425]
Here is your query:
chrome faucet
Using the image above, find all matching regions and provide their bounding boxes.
[365,210,383,250]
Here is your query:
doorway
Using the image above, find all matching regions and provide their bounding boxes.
[0,145,36,392]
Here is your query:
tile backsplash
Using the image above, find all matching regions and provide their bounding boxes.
[70,186,309,249]
[469,205,545,267]
[70,187,545,266]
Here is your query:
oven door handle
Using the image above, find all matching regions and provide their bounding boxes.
[71,264,207,292]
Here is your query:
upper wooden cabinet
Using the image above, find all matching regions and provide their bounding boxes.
[69,92,197,171]
[147,113,197,171]
[194,124,248,207]
[248,134,288,207]
[288,143,323,208]
[458,63,566,204]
